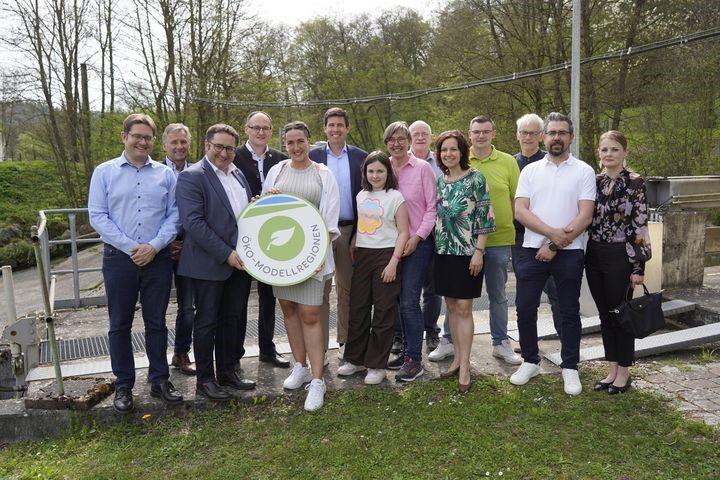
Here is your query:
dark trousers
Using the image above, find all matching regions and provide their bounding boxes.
[585,241,635,367]
[345,248,401,369]
[422,256,442,337]
[172,263,195,354]
[515,248,585,369]
[512,241,562,336]
[192,270,251,382]
[256,281,277,356]
[103,245,172,389]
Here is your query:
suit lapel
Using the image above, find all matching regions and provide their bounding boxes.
[231,169,252,201]
[202,158,236,219]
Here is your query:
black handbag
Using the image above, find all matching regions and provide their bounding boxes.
[612,284,665,339]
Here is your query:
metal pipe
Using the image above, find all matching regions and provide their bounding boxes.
[570,0,581,157]
[30,226,64,396]
[2,265,17,332]
[68,213,80,307]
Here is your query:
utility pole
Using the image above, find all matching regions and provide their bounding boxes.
[571,0,581,157]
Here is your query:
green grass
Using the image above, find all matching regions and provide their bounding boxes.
[1,376,718,479]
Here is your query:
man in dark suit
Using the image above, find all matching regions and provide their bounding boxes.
[176,124,256,401]
[232,111,290,368]
[309,107,367,357]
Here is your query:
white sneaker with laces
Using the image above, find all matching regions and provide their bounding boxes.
[304,378,326,411]
[364,369,386,385]
[492,339,523,365]
[428,338,454,362]
[562,368,582,395]
[283,362,313,390]
[337,362,366,376]
[509,362,540,385]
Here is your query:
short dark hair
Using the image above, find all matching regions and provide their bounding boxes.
[205,124,239,144]
[435,130,470,175]
[282,121,311,140]
[544,112,574,135]
[323,107,349,127]
[361,150,398,192]
[123,113,157,135]
[246,111,272,126]
[469,115,495,130]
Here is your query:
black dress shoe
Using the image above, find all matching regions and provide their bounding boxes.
[259,351,291,368]
[196,380,231,401]
[113,388,134,413]
[150,380,183,404]
[608,377,632,395]
[218,372,256,391]
[593,380,613,391]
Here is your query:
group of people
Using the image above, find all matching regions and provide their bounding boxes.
[88,107,651,413]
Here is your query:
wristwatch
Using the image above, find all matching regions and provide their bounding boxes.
[548,242,558,252]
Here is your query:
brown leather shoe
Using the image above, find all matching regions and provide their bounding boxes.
[171,352,196,375]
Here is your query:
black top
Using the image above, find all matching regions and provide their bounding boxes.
[233,145,288,196]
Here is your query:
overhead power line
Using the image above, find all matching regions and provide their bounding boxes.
[138,26,720,109]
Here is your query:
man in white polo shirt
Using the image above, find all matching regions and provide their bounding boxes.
[509,112,596,395]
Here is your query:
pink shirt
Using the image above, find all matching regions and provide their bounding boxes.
[392,153,437,239]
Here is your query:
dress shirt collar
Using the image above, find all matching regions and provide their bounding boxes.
[116,151,152,168]
[165,157,188,174]
[326,143,348,157]
[541,153,578,167]
[245,140,269,161]
[206,156,239,176]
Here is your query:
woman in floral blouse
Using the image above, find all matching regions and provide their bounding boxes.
[586,130,652,395]
[434,130,496,393]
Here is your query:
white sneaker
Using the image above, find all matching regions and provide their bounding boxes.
[509,362,540,385]
[304,378,326,411]
[337,344,345,359]
[337,362,366,376]
[492,339,523,365]
[562,368,582,396]
[283,362,313,390]
[428,338,454,362]
[364,369,386,385]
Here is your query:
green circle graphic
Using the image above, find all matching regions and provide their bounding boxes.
[258,216,305,261]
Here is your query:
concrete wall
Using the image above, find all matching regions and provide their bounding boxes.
[662,211,707,288]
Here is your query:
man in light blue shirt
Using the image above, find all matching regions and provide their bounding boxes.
[88,113,181,413]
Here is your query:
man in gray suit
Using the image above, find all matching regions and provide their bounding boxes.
[176,124,256,401]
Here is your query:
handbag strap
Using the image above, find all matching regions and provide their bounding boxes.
[624,282,650,301]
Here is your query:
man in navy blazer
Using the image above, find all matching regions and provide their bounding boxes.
[309,107,367,356]
[176,124,256,401]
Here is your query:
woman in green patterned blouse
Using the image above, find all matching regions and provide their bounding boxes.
[433,130,496,393]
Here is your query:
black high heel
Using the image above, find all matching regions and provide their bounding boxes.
[608,377,632,395]
[593,380,613,391]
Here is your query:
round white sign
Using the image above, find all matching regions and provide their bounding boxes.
[236,194,329,286]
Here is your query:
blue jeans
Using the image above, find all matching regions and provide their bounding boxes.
[172,263,195,354]
[398,237,434,362]
[103,245,172,389]
[515,248,585,370]
[512,242,562,336]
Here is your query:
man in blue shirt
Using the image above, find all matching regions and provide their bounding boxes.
[310,107,367,358]
[88,113,182,413]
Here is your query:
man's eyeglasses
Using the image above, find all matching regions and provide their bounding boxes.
[208,141,236,154]
[127,133,155,143]
[518,130,541,137]
[387,136,408,145]
[470,129,493,136]
[247,125,272,133]
[545,130,571,138]
[411,132,430,138]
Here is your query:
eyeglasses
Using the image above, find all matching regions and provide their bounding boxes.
[545,130,571,138]
[247,125,272,133]
[127,133,155,143]
[470,129,493,136]
[411,132,430,138]
[386,136,408,145]
[518,130,541,137]
[208,141,236,154]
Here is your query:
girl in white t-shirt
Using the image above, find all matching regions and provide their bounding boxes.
[337,151,409,385]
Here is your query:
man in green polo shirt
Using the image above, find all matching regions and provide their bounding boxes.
[467,115,522,364]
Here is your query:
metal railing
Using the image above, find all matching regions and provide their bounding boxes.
[35,208,105,309]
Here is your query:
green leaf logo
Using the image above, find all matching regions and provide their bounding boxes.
[258,216,305,261]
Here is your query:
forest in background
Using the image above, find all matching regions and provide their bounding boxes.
[1,0,719,211]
